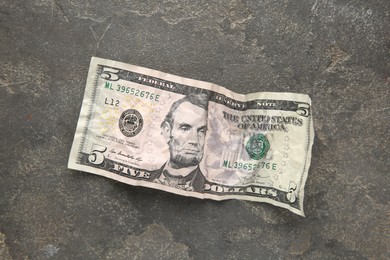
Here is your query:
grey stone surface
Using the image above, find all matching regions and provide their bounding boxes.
[0,0,389,259]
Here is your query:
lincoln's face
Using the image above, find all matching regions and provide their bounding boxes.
[167,102,207,168]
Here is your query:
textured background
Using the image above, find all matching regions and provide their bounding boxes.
[0,0,389,259]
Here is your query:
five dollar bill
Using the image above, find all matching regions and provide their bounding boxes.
[68,57,314,216]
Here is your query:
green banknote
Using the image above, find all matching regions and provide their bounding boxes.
[68,57,314,216]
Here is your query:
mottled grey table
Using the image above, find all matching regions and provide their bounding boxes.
[0,1,389,259]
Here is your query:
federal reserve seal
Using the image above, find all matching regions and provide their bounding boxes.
[118,109,143,137]
[246,134,270,160]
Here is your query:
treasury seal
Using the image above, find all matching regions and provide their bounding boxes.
[246,134,270,160]
[118,109,143,137]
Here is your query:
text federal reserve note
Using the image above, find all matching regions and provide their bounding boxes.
[68,57,314,216]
